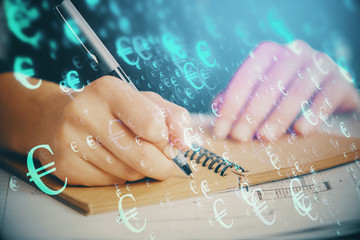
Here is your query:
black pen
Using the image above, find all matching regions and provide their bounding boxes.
[51,0,194,178]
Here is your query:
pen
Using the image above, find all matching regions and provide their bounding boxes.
[52,0,194,178]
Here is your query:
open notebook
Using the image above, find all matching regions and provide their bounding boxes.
[0,131,359,215]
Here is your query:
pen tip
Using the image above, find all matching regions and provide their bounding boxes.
[190,173,194,179]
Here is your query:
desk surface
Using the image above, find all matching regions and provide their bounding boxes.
[1,114,360,239]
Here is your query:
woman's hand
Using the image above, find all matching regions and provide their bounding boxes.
[0,74,191,186]
[213,40,359,142]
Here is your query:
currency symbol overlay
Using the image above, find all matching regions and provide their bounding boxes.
[301,101,318,126]
[26,145,67,195]
[116,37,139,66]
[133,36,152,61]
[65,70,84,91]
[117,193,146,233]
[14,57,42,89]
[5,0,41,47]
[290,178,318,221]
[240,182,276,225]
[196,41,216,67]
[184,62,204,90]
[211,198,234,229]
[108,120,132,150]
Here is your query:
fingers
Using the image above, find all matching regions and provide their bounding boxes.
[260,61,330,141]
[141,91,192,152]
[214,42,284,139]
[71,133,146,182]
[293,73,360,135]
[88,111,176,181]
[90,76,168,144]
[229,46,309,142]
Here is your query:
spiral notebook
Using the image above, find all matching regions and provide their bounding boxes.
[0,131,359,215]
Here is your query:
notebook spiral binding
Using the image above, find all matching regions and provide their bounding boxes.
[184,146,245,176]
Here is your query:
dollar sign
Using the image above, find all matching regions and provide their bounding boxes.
[184,62,204,90]
[5,0,41,48]
[196,41,216,67]
[212,199,233,229]
[116,37,139,66]
[117,194,146,233]
[301,101,318,126]
[26,145,67,196]
[14,57,42,89]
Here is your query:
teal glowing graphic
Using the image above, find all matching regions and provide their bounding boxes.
[117,193,146,233]
[116,37,139,66]
[26,144,67,196]
[162,33,187,59]
[184,62,204,90]
[268,8,294,43]
[133,37,152,61]
[4,0,41,48]
[64,70,84,91]
[196,41,216,67]
[14,57,42,89]
[64,19,85,45]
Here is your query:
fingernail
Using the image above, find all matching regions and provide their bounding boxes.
[232,124,253,142]
[164,144,178,159]
[214,119,231,139]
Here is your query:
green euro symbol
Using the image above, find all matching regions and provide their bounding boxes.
[26,145,67,196]
[4,0,42,48]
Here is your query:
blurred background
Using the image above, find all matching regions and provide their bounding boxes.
[0,0,359,113]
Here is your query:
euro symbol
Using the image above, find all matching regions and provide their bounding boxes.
[313,51,329,75]
[183,128,201,151]
[26,144,67,195]
[212,199,233,229]
[4,0,41,47]
[190,180,199,194]
[108,120,132,150]
[117,194,146,233]
[162,33,187,59]
[277,80,288,96]
[196,41,216,67]
[9,176,19,191]
[340,122,350,138]
[66,70,84,92]
[201,180,213,199]
[301,101,318,126]
[184,62,204,90]
[240,182,276,225]
[290,178,318,221]
[211,103,221,117]
[133,36,152,61]
[116,37,139,66]
[14,57,42,89]
[318,107,333,128]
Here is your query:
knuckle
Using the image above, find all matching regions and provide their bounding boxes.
[256,41,279,51]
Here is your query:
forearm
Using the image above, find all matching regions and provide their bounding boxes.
[0,73,66,154]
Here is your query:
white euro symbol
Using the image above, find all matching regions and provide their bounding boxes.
[201,180,213,199]
[301,101,318,125]
[290,178,318,221]
[278,80,288,96]
[340,122,351,138]
[117,194,146,233]
[212,199,233,229]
